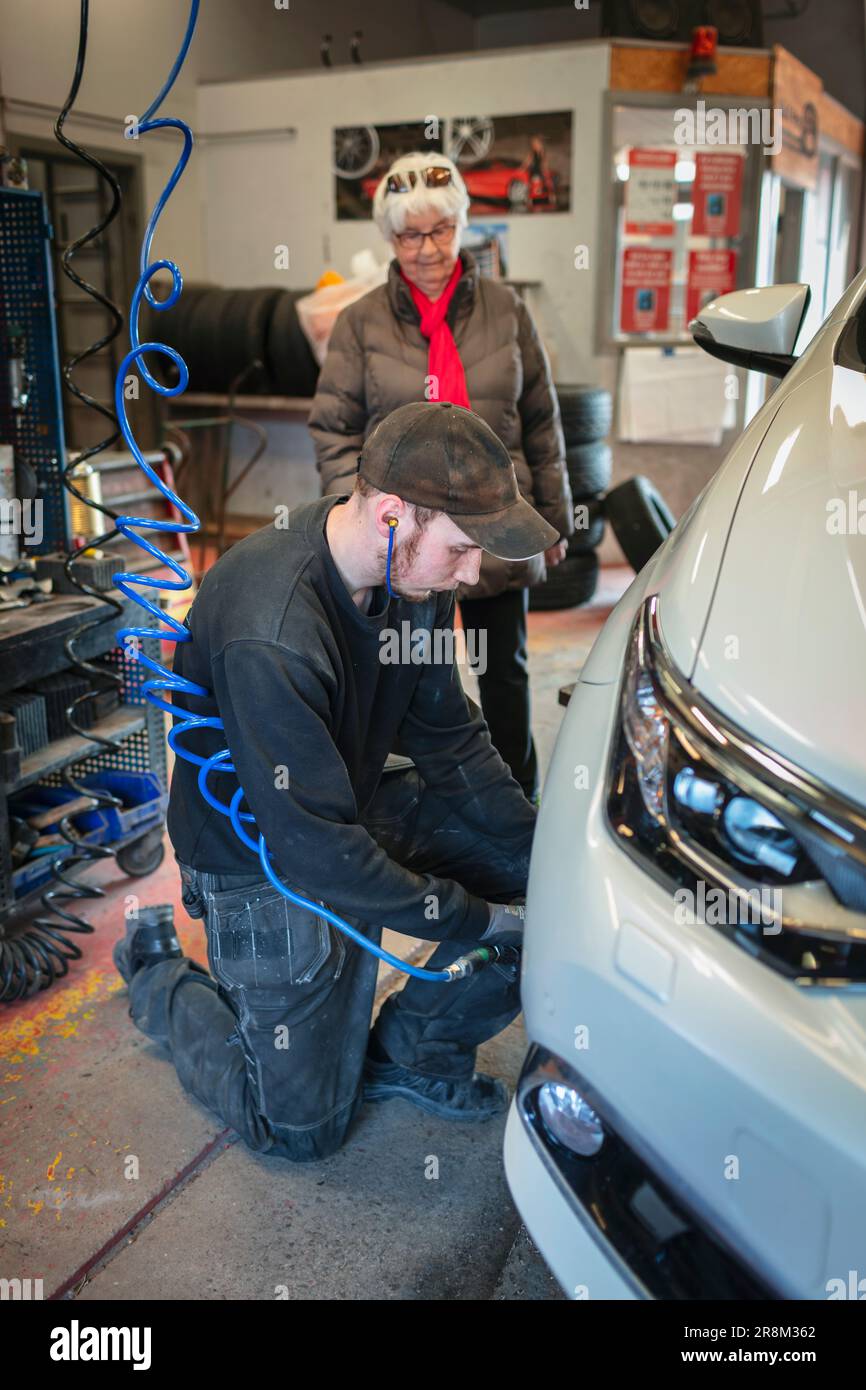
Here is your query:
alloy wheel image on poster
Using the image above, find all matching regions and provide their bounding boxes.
[334,112,572,220]
[334,121,445,220]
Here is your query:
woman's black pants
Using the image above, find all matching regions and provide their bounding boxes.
[458,587,538,802]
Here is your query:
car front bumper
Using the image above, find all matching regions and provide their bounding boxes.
[506,654,866,1301]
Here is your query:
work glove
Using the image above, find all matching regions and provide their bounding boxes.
[481,900,526,951]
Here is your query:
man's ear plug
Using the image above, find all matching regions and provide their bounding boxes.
[385,516,398,599]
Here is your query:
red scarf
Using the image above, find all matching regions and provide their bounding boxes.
[401,259,471,408]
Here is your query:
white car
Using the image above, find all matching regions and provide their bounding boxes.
[505,271,866,1300]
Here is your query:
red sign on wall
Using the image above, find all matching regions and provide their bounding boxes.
[685,249,738,324]
[625,149,677,236]
[691,153,744,238]
[620,248,673,333]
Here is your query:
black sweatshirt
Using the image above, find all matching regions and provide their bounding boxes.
[166,495,537,943]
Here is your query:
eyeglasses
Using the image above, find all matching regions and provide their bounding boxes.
[394,222,457,249]
[385,166,453,194]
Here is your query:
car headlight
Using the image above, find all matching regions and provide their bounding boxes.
[607,596,866,986]
[621,616,668,824]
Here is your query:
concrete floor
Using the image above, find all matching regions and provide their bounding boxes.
[0,566,631,1301]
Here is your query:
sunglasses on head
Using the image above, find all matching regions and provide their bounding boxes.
[385,166,453,194]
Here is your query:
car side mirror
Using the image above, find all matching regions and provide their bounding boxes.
[690,283,811,378]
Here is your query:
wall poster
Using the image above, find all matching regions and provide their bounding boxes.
[686,249,738,323]
[624,149,677,235]
[691,152,744,238]
[333,112,572,221]
[620,248,673,333]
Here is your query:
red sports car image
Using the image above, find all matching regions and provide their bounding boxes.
[463,157,558,209]
[360,157,559,213]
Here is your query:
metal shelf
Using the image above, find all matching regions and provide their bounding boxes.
[0,592,120,694]
[7,705,147,793]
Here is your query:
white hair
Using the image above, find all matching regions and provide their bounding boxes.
[372,152,469,243]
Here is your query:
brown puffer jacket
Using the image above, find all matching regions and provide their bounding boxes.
[307,249,573,601]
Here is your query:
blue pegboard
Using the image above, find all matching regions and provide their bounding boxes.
[0,186,70,554]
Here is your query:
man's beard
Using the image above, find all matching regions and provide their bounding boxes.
[379,529,432,602]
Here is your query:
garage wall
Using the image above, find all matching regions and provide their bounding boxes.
[195,0,477,81]
[196,41,612,387]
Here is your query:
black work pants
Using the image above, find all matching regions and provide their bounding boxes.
[127,767,532,1162]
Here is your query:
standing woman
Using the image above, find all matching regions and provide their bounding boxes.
[308,152,572,803]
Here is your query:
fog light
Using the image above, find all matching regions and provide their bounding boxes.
[537,1082,604,1156]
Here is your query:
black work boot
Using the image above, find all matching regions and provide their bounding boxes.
[362,1035,509,1122]
[113,904,184,985]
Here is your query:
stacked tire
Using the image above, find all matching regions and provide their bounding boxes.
[266,290,320,397]
[140,284,320,397]
[604,475,676,574]
[529,384,612,611]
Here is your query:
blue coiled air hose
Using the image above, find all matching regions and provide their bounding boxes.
[110,1,499,984]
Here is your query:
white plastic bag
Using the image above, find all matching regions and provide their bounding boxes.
[296,251,389,365]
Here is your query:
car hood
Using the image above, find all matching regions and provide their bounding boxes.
[690,359,866,807]
[581,392,787,687]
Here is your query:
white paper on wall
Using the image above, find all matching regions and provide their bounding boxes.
[617,347,735,445]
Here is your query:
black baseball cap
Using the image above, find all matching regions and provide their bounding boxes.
[357,401,560,561]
